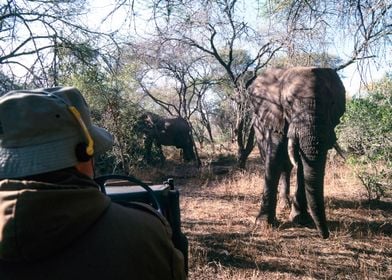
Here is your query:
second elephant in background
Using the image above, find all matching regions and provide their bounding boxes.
[137,112,196,163]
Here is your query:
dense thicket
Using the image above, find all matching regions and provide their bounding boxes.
[338,74,392,200]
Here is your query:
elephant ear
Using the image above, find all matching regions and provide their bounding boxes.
[313,68,346,127]
[250,68,286,134]
[279,67,346,126]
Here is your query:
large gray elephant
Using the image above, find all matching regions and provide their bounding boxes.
[136,112,196,163]
[249,67,346,238]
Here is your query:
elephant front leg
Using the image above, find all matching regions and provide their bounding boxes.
[289,146,329,238]
[156,143,166,163]
[289,159,313,226]
[257,132,285,225]
[144,137,153,164]
[182,146,194,162]
[277,162,292,211]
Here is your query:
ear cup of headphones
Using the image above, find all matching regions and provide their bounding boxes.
[75,142,92,162]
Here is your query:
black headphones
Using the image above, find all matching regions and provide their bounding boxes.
[44,91,94,162]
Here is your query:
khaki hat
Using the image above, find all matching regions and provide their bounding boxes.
[0,87,113,178]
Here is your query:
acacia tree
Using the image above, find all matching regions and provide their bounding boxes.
[60,46,146,174]
[125,40,222,165]
[129,41,209,115]
[146,0,283,168]
[0,0,121,88]
[0,0,143,173]
[267,0,391,74]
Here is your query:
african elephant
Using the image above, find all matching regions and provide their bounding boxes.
[136,112,196,163]
[249,67,346,238]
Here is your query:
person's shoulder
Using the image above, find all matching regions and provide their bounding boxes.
[98,202,186,279]
[119,202,168,223]
[109,201,171,231]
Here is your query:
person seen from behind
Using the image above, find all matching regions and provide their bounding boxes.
[0,87,186,280]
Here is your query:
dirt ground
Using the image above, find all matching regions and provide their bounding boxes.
[132,147,391,279]
[167,158,392,280]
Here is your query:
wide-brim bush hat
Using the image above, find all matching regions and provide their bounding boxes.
[0,86,113,178]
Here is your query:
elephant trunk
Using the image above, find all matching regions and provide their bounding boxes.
[300,129,330,238]
[289,122,330,238]
[301,154,329,238]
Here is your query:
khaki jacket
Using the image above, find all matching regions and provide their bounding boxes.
[0,170,185,280]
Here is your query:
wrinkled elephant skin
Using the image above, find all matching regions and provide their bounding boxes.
[137,112,196,163]
[250,67,346,238]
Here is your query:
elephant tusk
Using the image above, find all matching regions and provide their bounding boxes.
[333,142,346,161]
[288,138,297,168]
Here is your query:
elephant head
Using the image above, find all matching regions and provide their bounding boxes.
[250,67,346,238]
[135,112,160,137]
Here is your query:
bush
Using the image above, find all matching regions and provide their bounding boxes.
[91,94,152,175]
[60,66,148,174]
[337,76,392,201]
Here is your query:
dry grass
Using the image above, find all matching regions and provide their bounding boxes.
[135,149,392,279]
[175,157,391,280]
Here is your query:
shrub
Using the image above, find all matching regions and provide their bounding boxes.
[337,75,392,201]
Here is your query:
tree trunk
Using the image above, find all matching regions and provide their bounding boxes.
[236,124,255,169]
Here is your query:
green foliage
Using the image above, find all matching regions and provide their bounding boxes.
[60,63,146,174]
[337,75,392,201]
[95,99,145,174]
[0,73,21,95]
